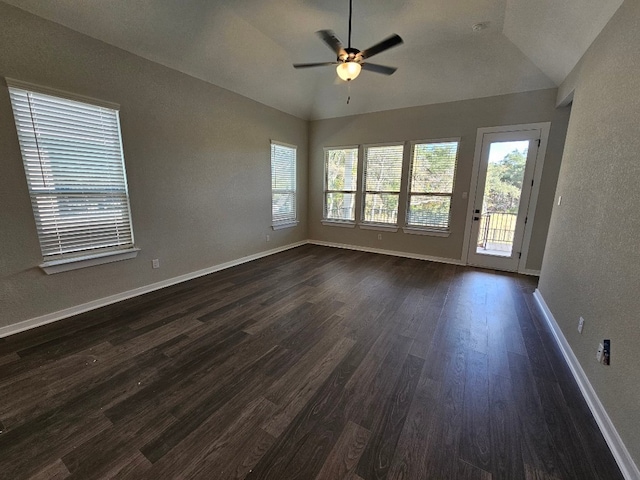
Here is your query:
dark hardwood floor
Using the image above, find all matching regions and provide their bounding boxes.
[0,245,624,479]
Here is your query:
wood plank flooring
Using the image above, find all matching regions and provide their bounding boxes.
[0,245,624,479]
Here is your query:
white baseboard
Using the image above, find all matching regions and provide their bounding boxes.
[0,240,463,340]
[0,241,308,339]
[533,289,640,480]
[309,240,465,266]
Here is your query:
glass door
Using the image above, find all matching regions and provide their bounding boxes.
[467,130,540,271]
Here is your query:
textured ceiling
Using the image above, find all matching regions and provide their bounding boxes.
[1,0,624,119]
[504,0,624,85]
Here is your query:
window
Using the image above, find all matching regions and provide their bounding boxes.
[324,147,358,222]
[406,140,459,230]
[8,80,137,272]
[362,144,404,225]
[270,141,297,228]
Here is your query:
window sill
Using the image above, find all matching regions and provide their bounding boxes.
[272,221,298,230]
[40,248,140,275]
[359,223,399,233]
[403,227,451,238]
[322,220,356,228]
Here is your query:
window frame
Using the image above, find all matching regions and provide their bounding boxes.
[360,142,405,230]
[270,140,298,230]
[7,78,139,274]
[322,145,359,226]
[403,137,460,236]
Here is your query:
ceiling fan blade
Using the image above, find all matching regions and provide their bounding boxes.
[360,34,403,59]
[317,30,347,57]
[293,62,339,69]
[361,63,397,75]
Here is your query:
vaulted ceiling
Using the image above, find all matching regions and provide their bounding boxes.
[2,0,623,119]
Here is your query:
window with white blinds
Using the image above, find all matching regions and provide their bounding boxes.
[271,141,297,227]
[324,147,358,222]
[407,140,459,229]
[363,144,404,225]
[8,82,135,261]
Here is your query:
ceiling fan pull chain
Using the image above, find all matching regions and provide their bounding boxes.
[347,81,351,104]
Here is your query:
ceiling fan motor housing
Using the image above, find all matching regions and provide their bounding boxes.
[340,47,362,63]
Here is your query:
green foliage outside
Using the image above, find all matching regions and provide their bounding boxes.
[325,143,460,226]
[326,149,358,220]
[364,146,403,223]
[478,147,527,248]
[483,149,526,214]
[407,142,457,228]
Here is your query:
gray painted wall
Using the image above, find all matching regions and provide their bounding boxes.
[309,90,570,270]
[0,3,308,328]
[2,0,636,470]
[538,0,640,466]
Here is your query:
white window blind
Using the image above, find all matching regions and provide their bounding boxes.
[324,147,358,222]
[407,141,459,229]
[8,83,135,260]
[271,141,297,226]
[363,145,404,225]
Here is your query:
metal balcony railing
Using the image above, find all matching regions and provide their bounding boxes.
[478,212,517,252]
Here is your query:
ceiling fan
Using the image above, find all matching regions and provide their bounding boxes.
[293,0,404,82]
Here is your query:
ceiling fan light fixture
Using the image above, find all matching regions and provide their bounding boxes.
[336,62,361,81]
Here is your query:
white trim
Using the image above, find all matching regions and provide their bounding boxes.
[41,248,140,275]
[402,227,450,237]
[405,138,460,234]
[272,221,299,230]
[270,141,297,227]
[358,223,399,233]
[323,144,359,152]
[533,290,640,480]
[309,240,464,266]
[5,77,120,110]
[321,220,356,228]
[518,124,551,273]
[323,146,359,225]
[0,241,307,339]
[270,139,297,150]
[409,137,461,146]
[361,143,404,226]
[461,122,551,275]
[363,141,406,148]
[519,268,541,277]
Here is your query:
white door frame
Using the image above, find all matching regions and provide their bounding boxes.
[461,122,551,274]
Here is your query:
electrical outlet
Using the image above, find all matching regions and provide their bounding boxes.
[596,343,604,363]
[266,234,270,242]
[152,259,160,269]
[578,316,585,334]
[377,234,382,240]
